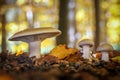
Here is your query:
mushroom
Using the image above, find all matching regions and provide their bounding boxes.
[78,39,94,61]
[96,43,113,61]
[9,27,61,58]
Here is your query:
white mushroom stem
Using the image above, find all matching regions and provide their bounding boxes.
[101,52,109,61]
[82,45,92,61]
[29,41,41,58]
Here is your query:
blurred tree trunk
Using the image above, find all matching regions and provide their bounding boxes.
[0,0,7,53]
[94,0,100,49]
[1,15,6,52]
[67,0,76,48]
[57,0,69,45]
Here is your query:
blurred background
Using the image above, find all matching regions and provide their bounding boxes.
[0,0,120,54]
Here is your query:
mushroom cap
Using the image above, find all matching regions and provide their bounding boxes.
[96,43,113,52]
[9,27,61,42]
[78,39,94,47]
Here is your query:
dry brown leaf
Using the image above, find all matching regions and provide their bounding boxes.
[49,44,78,59]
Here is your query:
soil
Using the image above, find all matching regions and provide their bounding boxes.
[0,51,120,80]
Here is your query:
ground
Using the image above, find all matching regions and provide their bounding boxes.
[0,51,120,80]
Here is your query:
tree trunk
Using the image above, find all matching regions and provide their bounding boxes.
[94,0,100,49]
[1,14,6,52]
[0,0,7,53]
[57,0,69,45]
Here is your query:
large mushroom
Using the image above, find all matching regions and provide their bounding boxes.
[9,27,61,58]
[78,39,94,61]
[96,43,113,61]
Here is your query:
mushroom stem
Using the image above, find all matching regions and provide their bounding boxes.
[101,52,109,61]
[82,45,92,61]
[29,41,41,58]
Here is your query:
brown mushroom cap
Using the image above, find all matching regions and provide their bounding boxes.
[96,43,113,52]
[78,39,94,47]
[9,27,61,42]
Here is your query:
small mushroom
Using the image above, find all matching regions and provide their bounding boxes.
[78,39,94,61]
[96,43,113,61]
[9,27,61,58]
